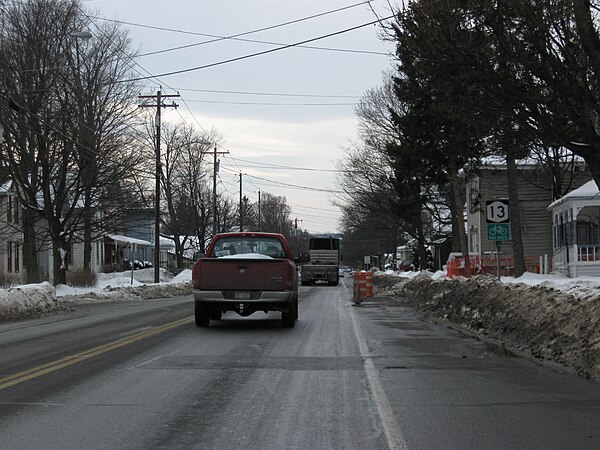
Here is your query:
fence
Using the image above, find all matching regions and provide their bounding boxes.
[447,255,552,278]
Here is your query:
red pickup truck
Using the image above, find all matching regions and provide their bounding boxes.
[192,232,298,328]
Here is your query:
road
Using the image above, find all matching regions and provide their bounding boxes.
[0,277,599,449]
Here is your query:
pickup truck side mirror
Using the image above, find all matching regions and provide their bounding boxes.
[193,251,205,260]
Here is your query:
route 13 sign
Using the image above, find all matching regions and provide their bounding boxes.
[486,200,510,241]
[486,199,509,223]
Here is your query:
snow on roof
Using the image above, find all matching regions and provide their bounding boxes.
[107,234,152,246]
[0,180,12,193]
[560,179,598,198]
[547,179,600,210]
[160,236,176,249]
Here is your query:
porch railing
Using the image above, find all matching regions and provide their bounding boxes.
[578,245,600,262]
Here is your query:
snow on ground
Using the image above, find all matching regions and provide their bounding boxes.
[381,268,600,300]
[55,268,191,298]
[0,268,192,321]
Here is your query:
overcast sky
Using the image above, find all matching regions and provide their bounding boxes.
[85,0,396,234]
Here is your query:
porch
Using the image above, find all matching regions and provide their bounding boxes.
[548,180,600,277]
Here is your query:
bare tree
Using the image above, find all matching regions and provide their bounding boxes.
[159,121,218,267]
[258,192,291,234]
[0,0,141,284]
[63,18,144,277]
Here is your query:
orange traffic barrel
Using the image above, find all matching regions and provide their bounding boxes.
[353,272,367,303]
[364,272,373,297]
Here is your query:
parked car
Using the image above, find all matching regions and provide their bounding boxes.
[123,259,146,270]
[398,258,415,271]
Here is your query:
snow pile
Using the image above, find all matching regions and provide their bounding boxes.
[0,282,67,321]
[57,268,192,304]
[374,271,600,383]
[0,269,192,320]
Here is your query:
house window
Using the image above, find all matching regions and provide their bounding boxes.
[7,242,12,273]
[7,197,12,223]
[14,243,19,273]
[13,197,19,223]
[66,244,73,265]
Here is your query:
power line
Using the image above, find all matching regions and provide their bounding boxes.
[116,15,395,83]
[89,2,387,58]
[91,1,371,39]
[244,173,344,194]
[183,99,356,106]
[175,87,360,99]
[136,29,386,59]
[288,201,341,213]
[224,156,355,173]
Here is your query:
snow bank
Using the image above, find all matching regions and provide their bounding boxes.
[0,282,65,321]
[0,269,193,320]
[57,268,192,304]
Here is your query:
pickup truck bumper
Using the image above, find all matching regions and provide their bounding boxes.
[194,290,295,303]
[194,290,297,317]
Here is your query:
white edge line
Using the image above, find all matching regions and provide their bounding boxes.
[350,305,409,450]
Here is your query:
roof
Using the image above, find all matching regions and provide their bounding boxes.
[547,179,600,210]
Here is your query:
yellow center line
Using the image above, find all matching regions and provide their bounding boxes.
[0,316,194,390]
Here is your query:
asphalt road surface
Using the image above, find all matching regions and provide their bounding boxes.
[1,277,599,449]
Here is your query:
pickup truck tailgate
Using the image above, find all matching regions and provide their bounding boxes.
[199,259,288,291]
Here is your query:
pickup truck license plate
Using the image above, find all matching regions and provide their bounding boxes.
[234,292,251,300]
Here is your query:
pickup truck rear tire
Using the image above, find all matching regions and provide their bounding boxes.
[209,308,222,321]
[281,298,297,328]
[195,301,210,327]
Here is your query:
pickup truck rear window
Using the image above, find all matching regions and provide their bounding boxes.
[210,237,286,259]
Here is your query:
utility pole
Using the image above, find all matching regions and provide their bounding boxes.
[257,191,261,231]
[209,145,228,236]
[294,218,303,255]
[213,147,218,236]
[239,172,243,231]
[139,88,179,283]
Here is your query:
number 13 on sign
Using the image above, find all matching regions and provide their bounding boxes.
[486,200,509,223]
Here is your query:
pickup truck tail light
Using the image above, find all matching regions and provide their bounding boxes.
[284,260,295,290]
[192,260,202,289]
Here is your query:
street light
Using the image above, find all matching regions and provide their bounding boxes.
[69,31,92,40]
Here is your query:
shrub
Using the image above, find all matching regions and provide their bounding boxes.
[0,273,20,288]
[68,270,98,288]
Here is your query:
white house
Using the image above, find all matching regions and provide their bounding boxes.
[0,180,23,285]
[548,179,600,277]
